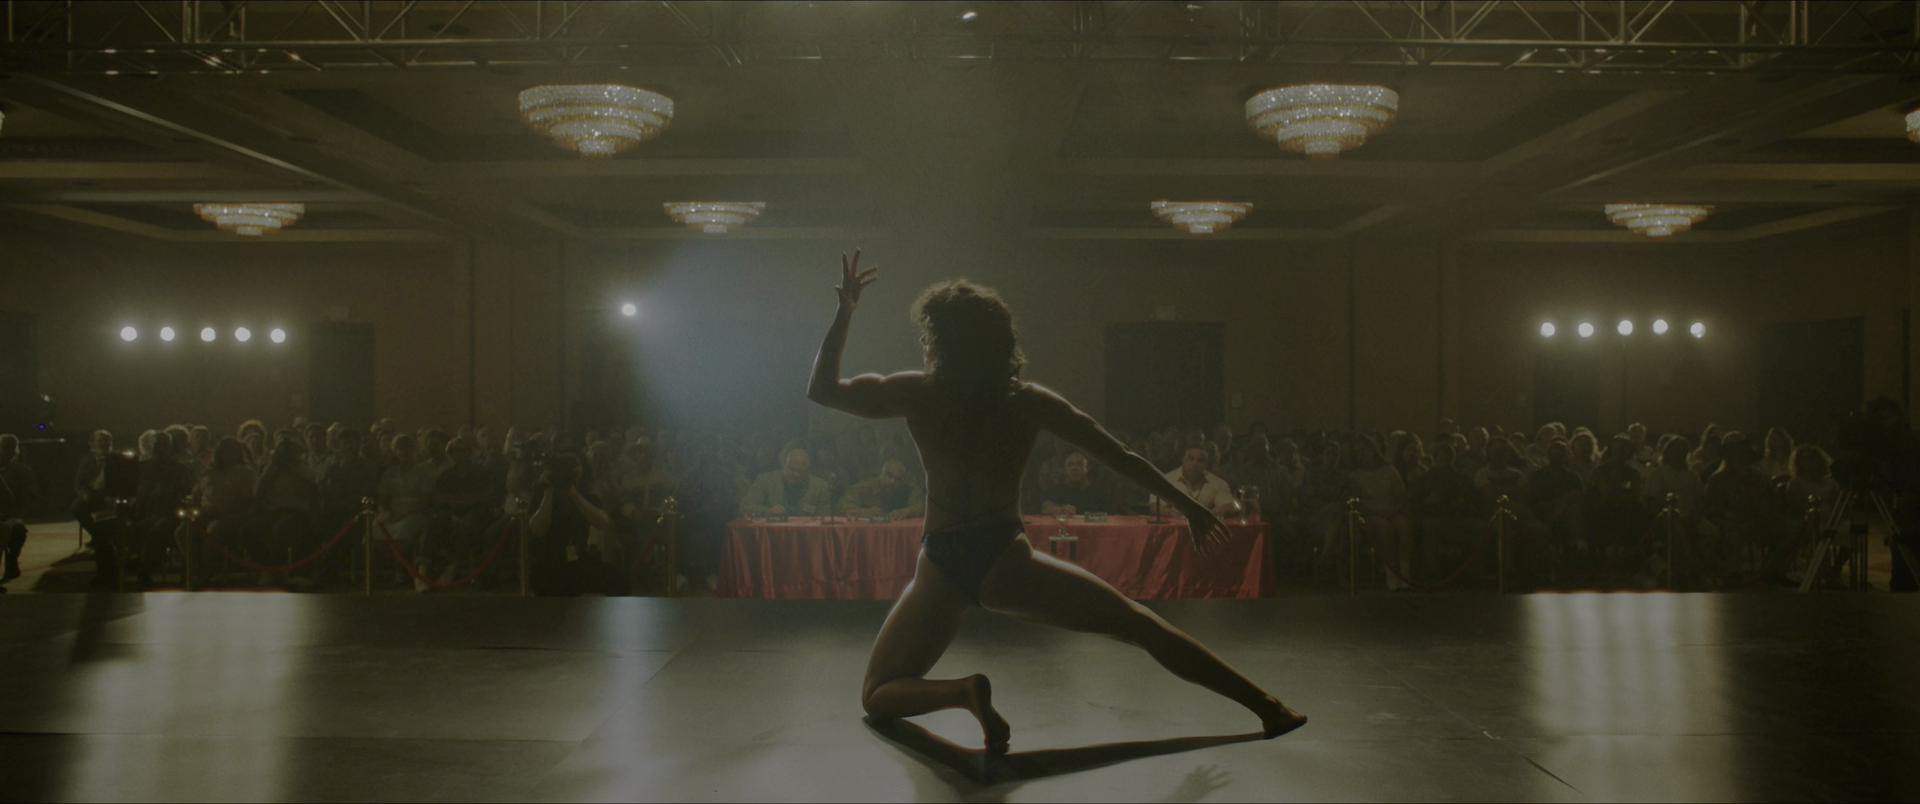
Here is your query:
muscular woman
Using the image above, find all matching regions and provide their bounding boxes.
[808,250,1307,753]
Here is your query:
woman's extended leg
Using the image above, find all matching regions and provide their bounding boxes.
[862,552,1010,751]
[976,536,1307,738]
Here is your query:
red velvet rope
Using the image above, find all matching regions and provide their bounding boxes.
[377,518,516,591]
[1351,510,1499,592]
[627,514,670,575]
[195,514,361,574]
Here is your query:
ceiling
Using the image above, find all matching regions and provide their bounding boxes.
[1,1,1918,245]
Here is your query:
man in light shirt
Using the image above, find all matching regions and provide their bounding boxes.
[1152,447,1240,518]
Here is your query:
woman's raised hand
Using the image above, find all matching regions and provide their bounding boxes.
[1183,504,1234,556]
[837,248,879,309]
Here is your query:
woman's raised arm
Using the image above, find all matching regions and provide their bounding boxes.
[807,249,915,419]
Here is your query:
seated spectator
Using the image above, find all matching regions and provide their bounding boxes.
[187,425,214,473]
[71,430,114,550]
[1757,427,1795,481]
[318,428,379,533]
[1642,436,1703,520]
[1689,424,1724,478]
[1301,441,1361,566]
[1529,439,1588,556]
[528,453,624,596]
[1029,451,1115,518]
[739,446,830,518]
[1524,424,1557,469]
[1412,441,1485,573]
[242,438,320,586]
[1150,447,1240,518]
[1626,422,1655,469]
[1230,436,1295,523]
[1701,437,1777,573]
[0,434,41,582]
[418,437,500,588]
[1391,434,1427,490]
[839,459,927,520]
[1457,429,1488,477]
[377,434,438,557]
[128,434,194,586]
[1567,431,1599,485]
[1473,437,1530,509]
[1588,435,1649,552]
[1348,440,1414,590]
[1784,445,1841,538]
[186,437,261,586]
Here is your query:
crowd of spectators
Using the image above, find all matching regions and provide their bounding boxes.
[0,400,1896,594]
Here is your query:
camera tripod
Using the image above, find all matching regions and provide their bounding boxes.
[1798,488,1907,593]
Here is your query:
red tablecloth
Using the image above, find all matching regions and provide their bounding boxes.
[719,515,1273,600]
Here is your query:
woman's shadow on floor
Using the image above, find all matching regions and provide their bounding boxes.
[864,716,1260,789]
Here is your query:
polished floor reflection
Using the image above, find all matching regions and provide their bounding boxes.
[1,592,1915,802]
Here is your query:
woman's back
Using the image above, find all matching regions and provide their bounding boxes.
[905,383,1041,531]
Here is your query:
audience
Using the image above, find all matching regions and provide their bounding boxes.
[0,392,1885,597]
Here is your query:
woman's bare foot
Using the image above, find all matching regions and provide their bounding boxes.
[1257,697,1308,739]
[964,674,1011,753]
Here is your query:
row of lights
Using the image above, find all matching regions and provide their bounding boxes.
[119,325,288,344]
[1540,319,1705,339]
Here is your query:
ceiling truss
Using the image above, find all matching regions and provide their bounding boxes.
[0,1,1917,74]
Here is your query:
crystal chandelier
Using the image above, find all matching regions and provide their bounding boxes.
[1151,200,1251,235]
[1907,108,1920,143]
[1603,203,1714,238]
[519,84,673,158]
[193,203,305,236]
[664,202,766,234]
[1245,84,1398,160]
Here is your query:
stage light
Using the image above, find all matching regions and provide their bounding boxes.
[1617,319,1633,336]
[160,326,176,342]
[1540,322,1556,337]
[1690,322,1706,338]
[1652,319,1669,335]
[119,326,137,342]
[1577,322,1595,338]
[269,328,287,344]
[235,327,252,342]
[960,9,979,20]
[620,302,638,318]
[200,327,217,342]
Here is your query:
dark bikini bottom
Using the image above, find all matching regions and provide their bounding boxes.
[922,517,1025,602]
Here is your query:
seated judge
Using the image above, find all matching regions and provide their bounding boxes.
[739,445,830,518]
[1036,449,1121,517]
[837,458,926,520]
[1150,446,1242,518]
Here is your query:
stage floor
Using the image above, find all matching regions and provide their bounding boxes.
[1,592,1917,802]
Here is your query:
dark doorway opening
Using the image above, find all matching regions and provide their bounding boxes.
[0,312,43,433]
[1534,340,1602,431]
[1104,322,1225,436]
[308,322,376,429]
[1758,316,1864,447]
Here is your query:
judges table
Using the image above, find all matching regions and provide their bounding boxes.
[719,515,1273,600]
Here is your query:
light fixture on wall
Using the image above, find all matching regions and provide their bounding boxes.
[201,327,217,342]
[270,328,287,344]
[1652,319,1669,335]
[1907,108,1920,143]
[119,326,137,342]
[520,84,673,158]
[234,327,252,343]
[1603,203,1713,238]
[664,201,765,233]
[160,326,176,342]
[1617,319,1633,335]
[1690,322,1707,338]
[194,203,305,236]
[1577,322,1595,338]
[1151,200,1252,235]
[1539,322,1556,337]
[620,302,638,317]
[1245,84,1398,160]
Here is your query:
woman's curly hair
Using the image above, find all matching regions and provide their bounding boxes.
[910,279,1026,401]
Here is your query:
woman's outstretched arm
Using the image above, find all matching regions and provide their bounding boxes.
[807,249,915,419]
[1023,383,1233,552]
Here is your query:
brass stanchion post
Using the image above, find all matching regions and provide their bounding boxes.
[177,506,197,592]
[663,497,679,597]
[1495,495,1509,595]
[1664,493,1678,591]
[1346,498,1360,597]
[515,496,530,598]
[361,497,376,596]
